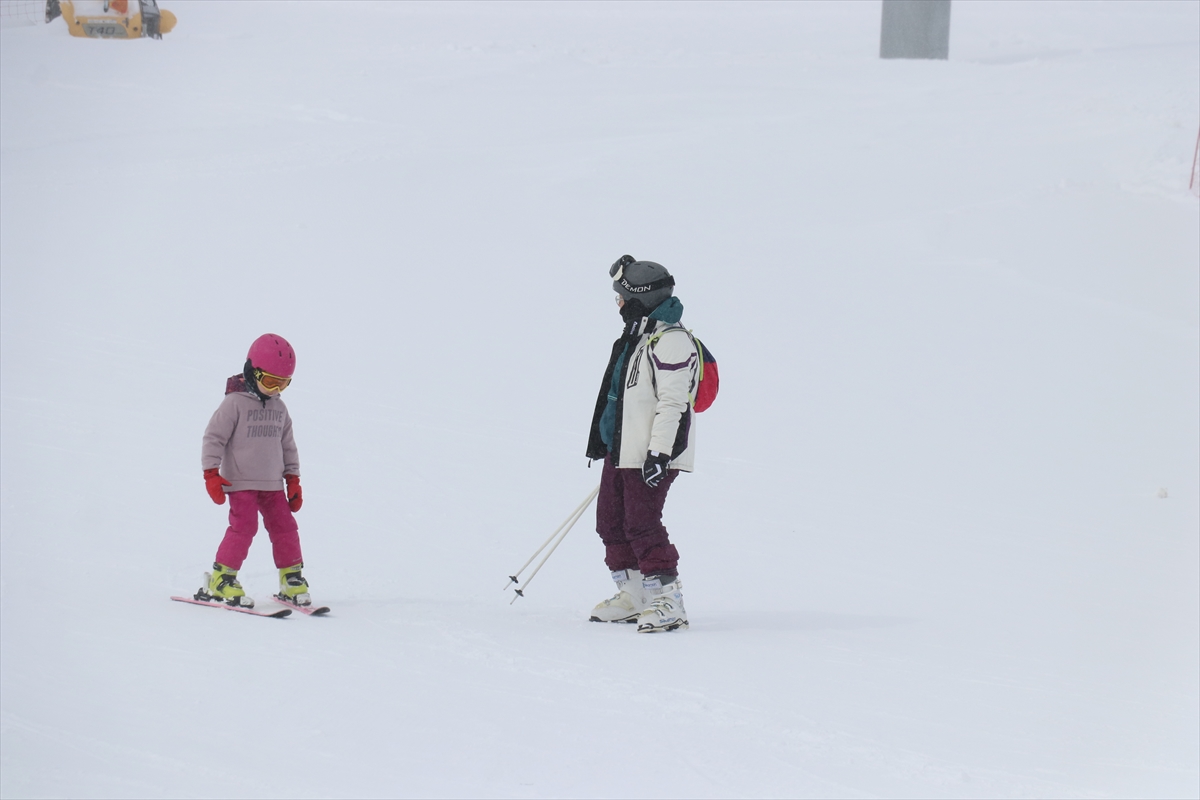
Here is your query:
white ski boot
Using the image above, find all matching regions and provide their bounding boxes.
[636,575,688,633]
[589,569,647,623]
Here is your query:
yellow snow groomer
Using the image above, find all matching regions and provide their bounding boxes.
[57,0,175,39]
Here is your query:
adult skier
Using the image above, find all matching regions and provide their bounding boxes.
[586,255,699,633]
[199,333,312,608]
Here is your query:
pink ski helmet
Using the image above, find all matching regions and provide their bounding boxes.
[247,333,296,378]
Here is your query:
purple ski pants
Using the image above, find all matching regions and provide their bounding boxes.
[214,490,302,570]
[595,453,680,577]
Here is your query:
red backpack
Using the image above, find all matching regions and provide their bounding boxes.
[649,328,720,413]
[691,336,719,412]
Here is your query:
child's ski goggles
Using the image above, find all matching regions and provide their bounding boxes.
[254,368,292,391]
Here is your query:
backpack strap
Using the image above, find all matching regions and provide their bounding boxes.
[647,325,702,408]
[646,323,690,347]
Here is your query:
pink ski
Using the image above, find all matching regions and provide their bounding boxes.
[170,595,291,618]
[273,595,330,616]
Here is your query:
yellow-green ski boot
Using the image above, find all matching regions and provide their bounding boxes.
[202,563,253,608]
[279,564,311,607]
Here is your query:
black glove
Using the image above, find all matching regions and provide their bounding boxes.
[642,451,671,488]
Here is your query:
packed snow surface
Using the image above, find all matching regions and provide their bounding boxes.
[2,2,1198,797]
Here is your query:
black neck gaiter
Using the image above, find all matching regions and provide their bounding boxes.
[243,359,270,406]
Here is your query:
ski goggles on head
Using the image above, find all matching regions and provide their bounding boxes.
[609,254,636,282]
[254,368,291,391]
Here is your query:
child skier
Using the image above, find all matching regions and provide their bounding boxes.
[585,255,699,633]
[198,333,311,608]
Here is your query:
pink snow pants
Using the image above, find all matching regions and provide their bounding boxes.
[214,490,302,570]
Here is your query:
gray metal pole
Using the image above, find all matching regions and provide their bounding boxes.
[880,0,951,60]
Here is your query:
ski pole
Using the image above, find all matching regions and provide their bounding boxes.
[509,497,591,604]
[503,483,600,590]
[506,483,600,601]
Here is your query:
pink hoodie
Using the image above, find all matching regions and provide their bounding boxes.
[201,376,300,492]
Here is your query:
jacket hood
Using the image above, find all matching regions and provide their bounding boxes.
[226,374,251,395]
[649,296,684,325]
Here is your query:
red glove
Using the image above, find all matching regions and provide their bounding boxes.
[285,474,303,512]
[204,468,231,505]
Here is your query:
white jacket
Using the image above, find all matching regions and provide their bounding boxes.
[587,318,699,472]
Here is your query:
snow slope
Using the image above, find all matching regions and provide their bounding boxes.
[2,1,1197,797]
